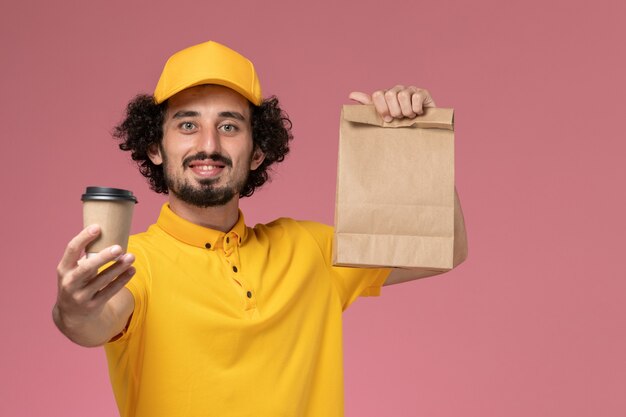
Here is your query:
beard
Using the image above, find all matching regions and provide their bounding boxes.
[162,151,250,208]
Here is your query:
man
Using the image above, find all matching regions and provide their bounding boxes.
[54,41,467,417]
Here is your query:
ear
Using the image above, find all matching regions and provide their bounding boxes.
[147,143,163,165]
[250,147,265,171]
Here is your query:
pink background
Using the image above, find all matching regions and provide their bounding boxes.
[1,0,624,416]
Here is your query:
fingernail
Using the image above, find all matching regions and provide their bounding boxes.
[88,225,100,235]
[122,253,135,263]
[384,116,393,123]
[110,245,123,256]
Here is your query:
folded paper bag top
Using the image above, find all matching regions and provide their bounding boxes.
[342,104,454,130]
[333,105,455,269]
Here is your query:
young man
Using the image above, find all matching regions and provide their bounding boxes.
[54,41,467,417]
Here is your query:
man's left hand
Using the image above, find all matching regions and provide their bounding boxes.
[349,85,436,123]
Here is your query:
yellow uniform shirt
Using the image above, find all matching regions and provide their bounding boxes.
[105,204,390,417]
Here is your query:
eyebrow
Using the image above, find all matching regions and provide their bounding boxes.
[170,110,246,121]
[218,111,246,121]
[172,110,200,119]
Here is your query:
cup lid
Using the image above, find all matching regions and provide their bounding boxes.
[81,186,138,203]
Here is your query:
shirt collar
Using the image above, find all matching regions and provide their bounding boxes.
[156,203,248,251]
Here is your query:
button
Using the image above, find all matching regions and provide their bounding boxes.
[205,243,211,249]
[246,291,252,298]
[232,266,238,273]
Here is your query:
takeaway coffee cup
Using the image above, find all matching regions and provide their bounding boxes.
[82,187,138,256]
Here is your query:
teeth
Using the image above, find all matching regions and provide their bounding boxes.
[198,165,217,171]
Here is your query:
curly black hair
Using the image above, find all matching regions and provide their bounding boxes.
[113,94,293,197]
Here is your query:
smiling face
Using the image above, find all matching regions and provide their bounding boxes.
[148,85,265,207]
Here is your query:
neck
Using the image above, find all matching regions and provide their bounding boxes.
[168,194,240,232]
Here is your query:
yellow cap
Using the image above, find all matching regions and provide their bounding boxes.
[153,41,262,105]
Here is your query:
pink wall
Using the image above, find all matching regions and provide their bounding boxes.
[1,0,624,415]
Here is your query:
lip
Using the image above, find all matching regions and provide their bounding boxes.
[188,160,226,178]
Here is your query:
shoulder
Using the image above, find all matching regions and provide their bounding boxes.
[126,225,170,272]
[248,218,334,261]
[251,218,333,240]
[128,224,169,253]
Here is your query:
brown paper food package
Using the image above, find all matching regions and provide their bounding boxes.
[333,104,455,270]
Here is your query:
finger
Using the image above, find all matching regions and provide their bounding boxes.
[64,245,125,291]
[93,266,136,304]
[63,265,135,317]
[411,90,427,115]
[423,89,436,107]
[348,91,373,104]
[57,225,101,276]
[85,253,135,295]
[411,89,436,115]
[371,90,391,122]
[398,88,418,118]
[384,85,405,119]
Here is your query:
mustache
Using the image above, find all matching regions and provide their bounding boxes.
[182,152,233,169]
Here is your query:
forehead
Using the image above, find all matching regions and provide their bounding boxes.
[166,84,251,117]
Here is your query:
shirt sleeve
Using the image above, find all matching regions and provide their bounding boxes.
[107,236,151,344]
[297,220,391,311]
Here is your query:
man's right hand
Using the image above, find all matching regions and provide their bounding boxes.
[53,225,135,347]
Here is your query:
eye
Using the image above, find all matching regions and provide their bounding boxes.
[220,123,238,133]
[179,121,196,131]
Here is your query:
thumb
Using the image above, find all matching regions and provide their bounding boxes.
[348,91,373,104]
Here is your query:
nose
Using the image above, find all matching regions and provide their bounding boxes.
[195,127,222,154]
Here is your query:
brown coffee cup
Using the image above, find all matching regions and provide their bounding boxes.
[82,187,138,256]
